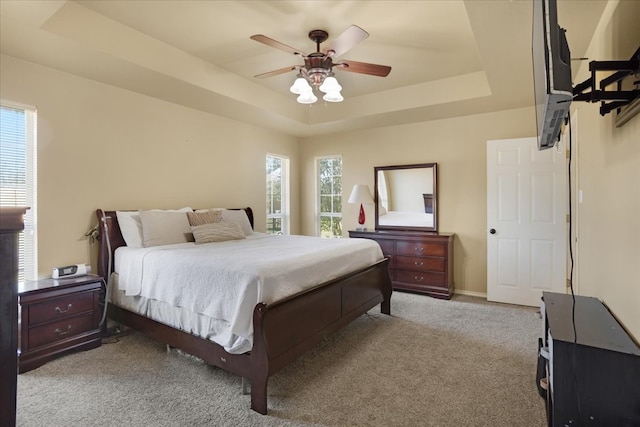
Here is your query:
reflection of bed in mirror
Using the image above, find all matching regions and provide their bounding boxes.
[375,163,437,232]
[378,211,434,227]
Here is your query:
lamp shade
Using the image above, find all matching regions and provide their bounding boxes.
[319,76,342,93]
[297,90,318,104]
[348,184,373,204]
[323,90,344,103]
[290,76,311,94]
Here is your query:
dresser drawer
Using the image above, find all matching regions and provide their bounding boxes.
[395,255,445,272]
[27,312,96,349]
[396,241,446,257]
[27,291,95,326]
[396,270,445,286]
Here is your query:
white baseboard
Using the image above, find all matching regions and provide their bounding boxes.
[454,289,487,299]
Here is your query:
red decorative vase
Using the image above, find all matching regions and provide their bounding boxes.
[358,203,366,226]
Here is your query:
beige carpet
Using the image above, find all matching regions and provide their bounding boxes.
[16,292,546,426]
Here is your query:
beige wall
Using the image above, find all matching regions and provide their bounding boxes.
[571,0,640,340]
[299,108,536,297]
[0,55,300,278]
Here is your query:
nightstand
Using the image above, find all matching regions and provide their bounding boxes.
[18,275,103,373]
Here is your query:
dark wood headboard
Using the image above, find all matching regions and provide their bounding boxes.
[95,207,254,281]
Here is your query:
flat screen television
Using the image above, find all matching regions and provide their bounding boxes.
[532,0,573,150]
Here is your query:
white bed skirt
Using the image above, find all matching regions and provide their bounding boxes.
[109,273,250,352]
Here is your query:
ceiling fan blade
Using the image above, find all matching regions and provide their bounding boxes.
[324,25,369,58]
[335,60,392,77]
[250,34,307,57]
[254,65,299,79]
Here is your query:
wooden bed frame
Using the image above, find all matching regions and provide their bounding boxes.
[96,207,392,414]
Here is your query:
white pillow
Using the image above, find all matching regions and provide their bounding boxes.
[116,207,192,248]
[222,209,253,236]
[139,210,193,247]
[116,211,144,248]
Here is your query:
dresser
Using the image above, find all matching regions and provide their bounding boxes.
[18,275,103,373]
[349,230,454,299]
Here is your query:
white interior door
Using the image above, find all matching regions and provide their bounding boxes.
[487,137,566,306]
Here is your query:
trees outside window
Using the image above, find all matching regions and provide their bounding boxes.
[266,154,289,234]
[317,156,342,238]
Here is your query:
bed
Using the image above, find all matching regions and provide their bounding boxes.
[96,207,392,414]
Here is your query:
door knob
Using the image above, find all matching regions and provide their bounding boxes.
[489,228,496,234]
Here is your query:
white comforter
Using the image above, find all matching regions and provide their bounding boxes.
[114,233,383,353]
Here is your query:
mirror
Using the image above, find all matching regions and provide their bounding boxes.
[374,163,438,232]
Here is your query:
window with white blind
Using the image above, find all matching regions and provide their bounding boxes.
[266,154,289,235]
[317,156,342,238]
[0,103,38,281]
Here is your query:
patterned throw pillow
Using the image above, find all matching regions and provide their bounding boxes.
[187,209,223,226]
[191,222,245,244]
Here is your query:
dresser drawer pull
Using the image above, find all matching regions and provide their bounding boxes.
[54,325,72,336]
[414,275,424,281]
[415,247,424,252]
[414,261,424,267]
[55,304,73,314]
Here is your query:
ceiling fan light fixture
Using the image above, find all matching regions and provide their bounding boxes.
[289,75,311,94]
[251,26,390,106]
[322,91,344,103]
[319,75,341,93]
[297,90,318,104]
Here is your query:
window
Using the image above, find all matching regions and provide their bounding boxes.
[317,156,342,238]
[0,103,38,281]
[266,154,289,234]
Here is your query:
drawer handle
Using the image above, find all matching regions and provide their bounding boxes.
[415,247,424,252]
[414,261,424,267]
[55,304,72,314]
[54,325,72,336]
[414,276,424,281]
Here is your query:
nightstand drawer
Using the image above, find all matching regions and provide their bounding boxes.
[27,312,96,349]
[28,291,95,326]
[395,255,445,272]
[396,241,445,257]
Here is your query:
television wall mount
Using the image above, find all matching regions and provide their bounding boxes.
[573,46,639,116]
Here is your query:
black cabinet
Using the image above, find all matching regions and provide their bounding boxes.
[540,292,640,426]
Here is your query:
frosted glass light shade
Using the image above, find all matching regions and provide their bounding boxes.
[297,90,318,104]
[319,76,342,93]
[290,77,311,94]
[323,91,344,102]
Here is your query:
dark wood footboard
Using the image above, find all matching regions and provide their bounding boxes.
[250,257,391,413]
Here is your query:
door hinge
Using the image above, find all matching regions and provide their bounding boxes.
[566,214,570,223]
[566,279,571,288]
[566,150,570,159]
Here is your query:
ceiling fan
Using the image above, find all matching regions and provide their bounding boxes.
[250,25,391,103]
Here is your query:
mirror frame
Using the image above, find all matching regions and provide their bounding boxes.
[374,163,438,232]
